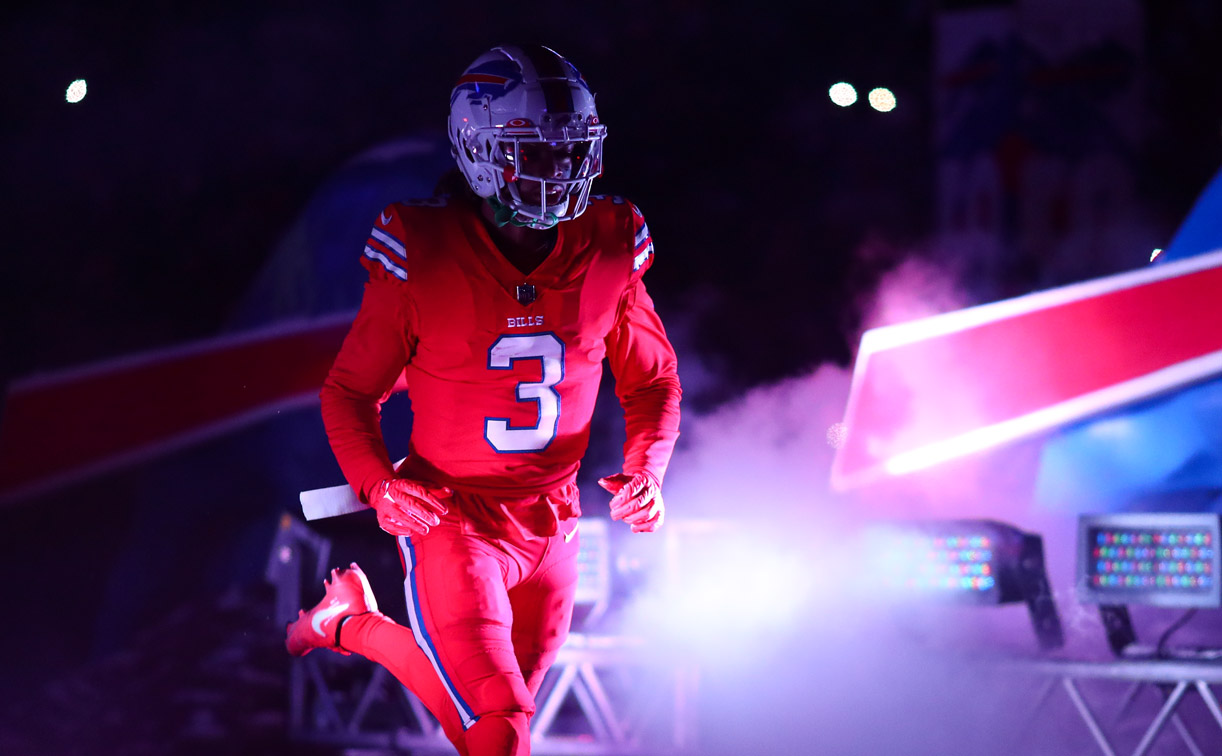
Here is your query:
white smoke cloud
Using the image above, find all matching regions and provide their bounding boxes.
[857,249,976,338]
[598,249,1104,755]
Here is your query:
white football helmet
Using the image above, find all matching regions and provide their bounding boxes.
[448,45,607,229]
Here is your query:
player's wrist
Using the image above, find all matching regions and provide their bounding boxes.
[369,477,397,509]
[359,471,395,506]
[624,469,661,489]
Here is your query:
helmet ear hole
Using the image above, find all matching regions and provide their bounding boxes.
[468,165,498,197]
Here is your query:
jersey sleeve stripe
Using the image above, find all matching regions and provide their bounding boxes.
[366,234,408,264]
[364,246,409,280]
[370,227,407,257]
[634,222,650,248]
[633,241,654,271]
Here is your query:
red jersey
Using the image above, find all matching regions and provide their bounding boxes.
[320,194,681,515]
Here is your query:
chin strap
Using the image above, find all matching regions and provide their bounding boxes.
[486,195,518,227]
[486,196,559,229]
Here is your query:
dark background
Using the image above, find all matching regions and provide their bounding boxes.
[3,0,943,386]
[1,0,1220,752]
[3,1,1219,385]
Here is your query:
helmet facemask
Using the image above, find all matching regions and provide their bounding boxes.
[491,129,603,229]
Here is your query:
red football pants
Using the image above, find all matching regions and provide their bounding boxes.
[340,515,580,756]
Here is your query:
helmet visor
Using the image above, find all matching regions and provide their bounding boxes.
[500,139,598,183]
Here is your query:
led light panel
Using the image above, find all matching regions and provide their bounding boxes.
[1077,513,1222,608]
[870,518,1064,649]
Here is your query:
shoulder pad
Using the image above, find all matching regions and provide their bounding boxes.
[587,195,655,277]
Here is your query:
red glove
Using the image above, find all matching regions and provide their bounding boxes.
[372,478,452,536]
[598,471,664,533]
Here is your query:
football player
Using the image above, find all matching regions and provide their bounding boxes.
[286,44,681,756]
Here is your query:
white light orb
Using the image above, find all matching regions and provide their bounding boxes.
[66,79,88,104]
[828,82,857,107]
[868,87,896,112]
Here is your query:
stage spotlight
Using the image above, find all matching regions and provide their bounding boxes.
[1077,513,1222,658]
[871,519,1064,650]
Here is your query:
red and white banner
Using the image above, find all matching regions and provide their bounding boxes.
[832,249,1222,491]
[0,314,363,504]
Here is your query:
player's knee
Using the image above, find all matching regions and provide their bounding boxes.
[514,649,558,685]
[512,624,569,673]
[476,709,530,727]
[469,674,535,719]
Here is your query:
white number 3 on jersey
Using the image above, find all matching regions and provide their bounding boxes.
[485,333,565,452]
